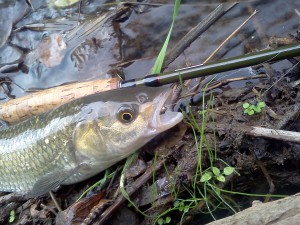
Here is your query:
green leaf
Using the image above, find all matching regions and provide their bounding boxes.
[174,200,180,207]
[223,167,235,176]
[151,0,181,73]
[212,167,220,176]
[157,218,164,225]
[242,103,250,109]
[248,110,254,115]
[257,101,266,108]
[184,206,190,213]
[178,201,185,211]
[216,175,226,182]
[165,217,171,223]
[9,210,15,223]
[249,105,256,110]
[254,107,261,113]
[200,172,212,182]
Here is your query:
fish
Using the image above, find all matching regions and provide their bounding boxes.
[0,87,183,197]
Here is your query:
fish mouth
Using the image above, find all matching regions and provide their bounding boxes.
[147,88,183,135]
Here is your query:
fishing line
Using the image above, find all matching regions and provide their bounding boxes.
[262,60,300,96]
[196,45,294,93]
[200,50,282,89]
[172,45,299,113]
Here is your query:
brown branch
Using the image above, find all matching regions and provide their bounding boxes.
[247,126,300,144]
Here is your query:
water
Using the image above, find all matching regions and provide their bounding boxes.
[0,0,299,99]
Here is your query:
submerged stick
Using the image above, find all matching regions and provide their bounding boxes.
[202,9,258,64]
[163,2,238,69]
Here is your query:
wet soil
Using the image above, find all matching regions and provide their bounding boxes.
[0,0,300,224]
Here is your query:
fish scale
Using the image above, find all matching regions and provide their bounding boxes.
[0,99,82,193]
[0,87,183,197]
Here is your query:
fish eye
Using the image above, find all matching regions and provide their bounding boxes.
[117,106,136,123]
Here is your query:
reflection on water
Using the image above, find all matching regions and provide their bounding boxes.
[0,0,299,100]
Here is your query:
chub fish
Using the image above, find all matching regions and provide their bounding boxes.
[0,87,183,197]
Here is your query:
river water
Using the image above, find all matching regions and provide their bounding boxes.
[0,0,299,101]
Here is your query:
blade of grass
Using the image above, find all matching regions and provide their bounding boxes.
[151,0,181,73]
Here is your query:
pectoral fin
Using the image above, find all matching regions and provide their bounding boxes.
[0,120,9,131]
[27,164,86,198]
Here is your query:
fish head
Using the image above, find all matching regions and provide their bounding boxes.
[101,87,183,148]
[74,87,183,171]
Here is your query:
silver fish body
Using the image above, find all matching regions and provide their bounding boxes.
[0,87,183,196]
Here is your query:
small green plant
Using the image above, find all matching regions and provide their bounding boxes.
[200,166,235,183]
[174,200,190,213]
[243,101,266,115]
[157,216,172,225]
